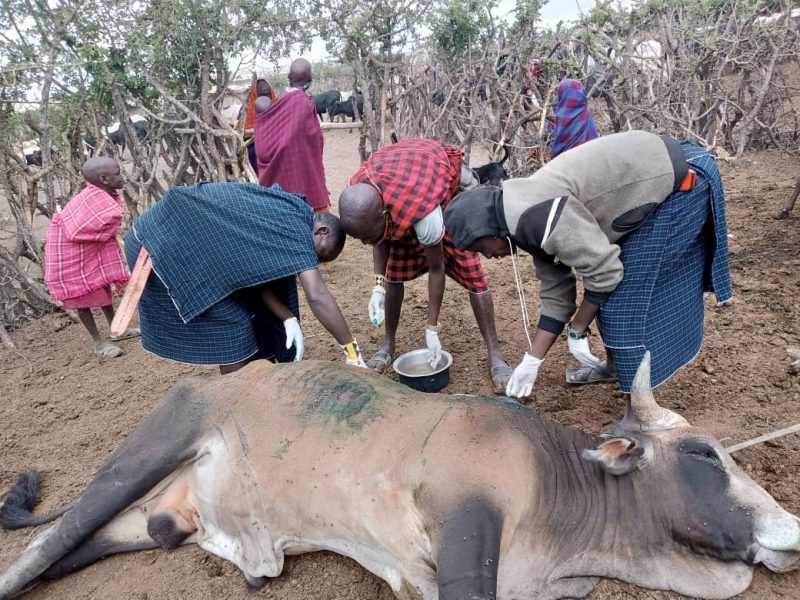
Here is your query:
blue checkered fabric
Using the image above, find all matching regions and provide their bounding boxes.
[598,142,732,392]
[125,182,319,365]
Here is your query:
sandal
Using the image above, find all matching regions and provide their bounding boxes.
[111,327,141,342]
[565,362,617,385]
[366,350,394,374]
[489,362,513,395]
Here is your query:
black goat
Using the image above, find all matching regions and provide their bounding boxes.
[473,145,511,187]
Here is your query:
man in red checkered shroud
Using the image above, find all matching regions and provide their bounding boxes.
[338,138,511,393]
[44,157,139,358]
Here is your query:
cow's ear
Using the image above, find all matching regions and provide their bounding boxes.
[582,437,645,475]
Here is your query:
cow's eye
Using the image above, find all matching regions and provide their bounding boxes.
[683,443,722,467]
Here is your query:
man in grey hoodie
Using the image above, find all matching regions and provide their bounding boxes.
[443,130,732,399]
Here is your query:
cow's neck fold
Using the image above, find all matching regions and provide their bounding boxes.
[529,421,667,568]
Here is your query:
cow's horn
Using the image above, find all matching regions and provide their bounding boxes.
[622,351,688,432]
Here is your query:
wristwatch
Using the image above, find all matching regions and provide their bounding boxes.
[567,326,589,340]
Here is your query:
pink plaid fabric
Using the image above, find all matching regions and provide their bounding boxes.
[44,183,130,301]
[254,90,330,210]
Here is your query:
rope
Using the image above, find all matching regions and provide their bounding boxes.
[726,422,800,453]
[507,237,532,350]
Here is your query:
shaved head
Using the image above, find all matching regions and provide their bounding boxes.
[338,184,386,244]
[82,157,123,191]
[288,58,312,88]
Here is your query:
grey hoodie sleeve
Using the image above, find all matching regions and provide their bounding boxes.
[532,254,577,333]
[538,196,623,300]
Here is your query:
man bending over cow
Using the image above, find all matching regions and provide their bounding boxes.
[443,130,733,398]
[253,58,330,213]
[124,182,366,373]
[338,138,512,393]
[45,157,139,358]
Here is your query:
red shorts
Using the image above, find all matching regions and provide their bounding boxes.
[385,234,489,293]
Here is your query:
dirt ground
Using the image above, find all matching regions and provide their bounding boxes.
[1,129,799,599]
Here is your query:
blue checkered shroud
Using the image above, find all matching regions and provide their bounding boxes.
[597,142,732,392]
[125,182,319,365]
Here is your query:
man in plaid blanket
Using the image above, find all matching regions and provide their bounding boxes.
[338,138,512,394]
[444,131,732,398]
[44,157,139,358]
[125,182,366,374]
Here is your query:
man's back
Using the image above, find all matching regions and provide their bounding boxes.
[254,91,330,210]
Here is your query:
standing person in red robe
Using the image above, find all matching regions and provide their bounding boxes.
[237,77,277,174]
[44,157,139,358]
[253,58,330,212]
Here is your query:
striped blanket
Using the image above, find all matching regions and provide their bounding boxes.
[598,142,732,392]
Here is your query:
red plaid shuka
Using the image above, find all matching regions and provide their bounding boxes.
[44,183,130,301]
[349,138,489,293]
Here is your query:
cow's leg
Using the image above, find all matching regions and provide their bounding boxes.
[0,381,211,598]
[435,498,503,600]
[40,508,158,580]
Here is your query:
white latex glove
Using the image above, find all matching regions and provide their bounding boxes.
[342,340,368,368]
[425,328,442,369]
[506,353,543,398]
[368,286,386,326]
[567,335,603,368]
[283,317,304,362]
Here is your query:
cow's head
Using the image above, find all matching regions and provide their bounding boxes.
[582,352,799,597]
[473,145,511,187]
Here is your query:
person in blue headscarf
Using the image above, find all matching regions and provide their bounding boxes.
[548,79,600,159]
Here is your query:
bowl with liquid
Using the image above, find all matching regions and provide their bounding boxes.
[392,349,453,393]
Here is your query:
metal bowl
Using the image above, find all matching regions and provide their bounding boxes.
[392,349,453,393]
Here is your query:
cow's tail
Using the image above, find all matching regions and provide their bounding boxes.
[0,380,211,599]
[0,471,76,530]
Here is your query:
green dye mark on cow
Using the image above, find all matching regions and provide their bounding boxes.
[295,365,384,433]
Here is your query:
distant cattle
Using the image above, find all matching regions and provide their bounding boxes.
[329,94,364,122]
[430,89,445,106]
[21,140,43,167]
[84,115,150,157]
[472,145,511,187]
[312,90,341,121]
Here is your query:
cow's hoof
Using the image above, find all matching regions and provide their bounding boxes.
[244,573,270,590]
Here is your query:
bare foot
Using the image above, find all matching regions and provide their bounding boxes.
[94,340,123,358]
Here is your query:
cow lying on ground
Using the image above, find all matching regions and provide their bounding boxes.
[0,354,798,599]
